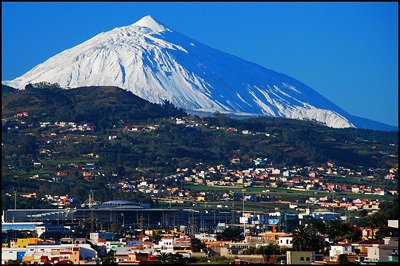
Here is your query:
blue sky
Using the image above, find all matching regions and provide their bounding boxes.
[2,2,398,126]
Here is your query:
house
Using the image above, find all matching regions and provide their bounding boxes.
[329,243,353,261]
[194,233,216,243]
[14,244,97,264]
[101,240,126,253]
[286,251,315,264]
[366,236,399,263]
[351,239,384,262]
[1,248,27,264]
[258,231,288,243]
[90,232,118,245]
[362,227,380,240]
[311,211,341,223]
[365,220,399,263]
[173,237,192,257]
[113,247,132,263]
[225,242,249,255]
[231,158,241,164]
[278,235,293,248]
[153,237,174,254]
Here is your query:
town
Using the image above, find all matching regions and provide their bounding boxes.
[2,113,398,264]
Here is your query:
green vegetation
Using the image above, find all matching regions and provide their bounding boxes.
[2,84,186,128]
[1,84,18,98]
[1,85,398,211]
[216,226,244,242]
[183,183,395,201]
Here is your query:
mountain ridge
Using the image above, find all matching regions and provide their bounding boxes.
[3,16,397,131]
[1,84,186,126]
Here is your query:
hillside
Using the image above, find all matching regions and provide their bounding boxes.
[1,84,18,98]
[2,84,186,126]
[2,84,398,209]
[2,84,398,170]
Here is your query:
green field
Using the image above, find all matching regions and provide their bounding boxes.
[183,182,393,202]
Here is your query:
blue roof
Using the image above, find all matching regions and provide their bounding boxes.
[2,224,38,231]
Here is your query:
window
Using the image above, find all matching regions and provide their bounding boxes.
[300,257,304,261]
[306,257,310,261]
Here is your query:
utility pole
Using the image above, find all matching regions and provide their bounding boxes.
[169,189,172,209]
[14,190,17,210]
[242,189,246,238]
[189,212,196,237]
[139,214,145,230]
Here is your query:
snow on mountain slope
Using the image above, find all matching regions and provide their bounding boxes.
[4,15,391,129]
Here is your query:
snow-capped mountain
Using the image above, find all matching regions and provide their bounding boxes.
[3,16,396,130]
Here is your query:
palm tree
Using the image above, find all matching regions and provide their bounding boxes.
[292,225,325,252]
[156,253,169,264]
[292,225,309,251]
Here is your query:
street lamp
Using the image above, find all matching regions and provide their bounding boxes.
[121,213,125,228]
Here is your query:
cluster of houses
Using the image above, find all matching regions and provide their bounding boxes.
[39,121,94,131]
[24,156,397,214]
[2,219,398,264]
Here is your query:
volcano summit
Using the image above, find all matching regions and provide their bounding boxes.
[3,16,396,131]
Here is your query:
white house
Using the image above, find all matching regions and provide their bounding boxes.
[366,236,399,262]
[1,248,27,264]
[329,243,353,261]
[153,237,174,254]
[194,233,216,242]
[278,235,293,248]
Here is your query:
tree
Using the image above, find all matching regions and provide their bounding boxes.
[156,253,169,264]
[244,246,256,255]
[150,230,163,244]
[292,225,308,251]
[366,214,384,239]
[191,238,206,252]
[338,254,350,264]
[310,219,327,234]
[216,227,244,242]
[292,225,325,252]
[326,220,352,242]
[101,250,115,264]
[156,253,186,264]
[255,243,281,263]
[7,260,22,265]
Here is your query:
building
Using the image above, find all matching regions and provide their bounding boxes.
[311,211,341,223]
[1,222,70,237]
[90,232,118,245]
[365,236,398,263]
[278,234,293,248]
[1,248,26,264]
[2,244,97,264]
[329,243,353,261]
[286,251,315,264]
